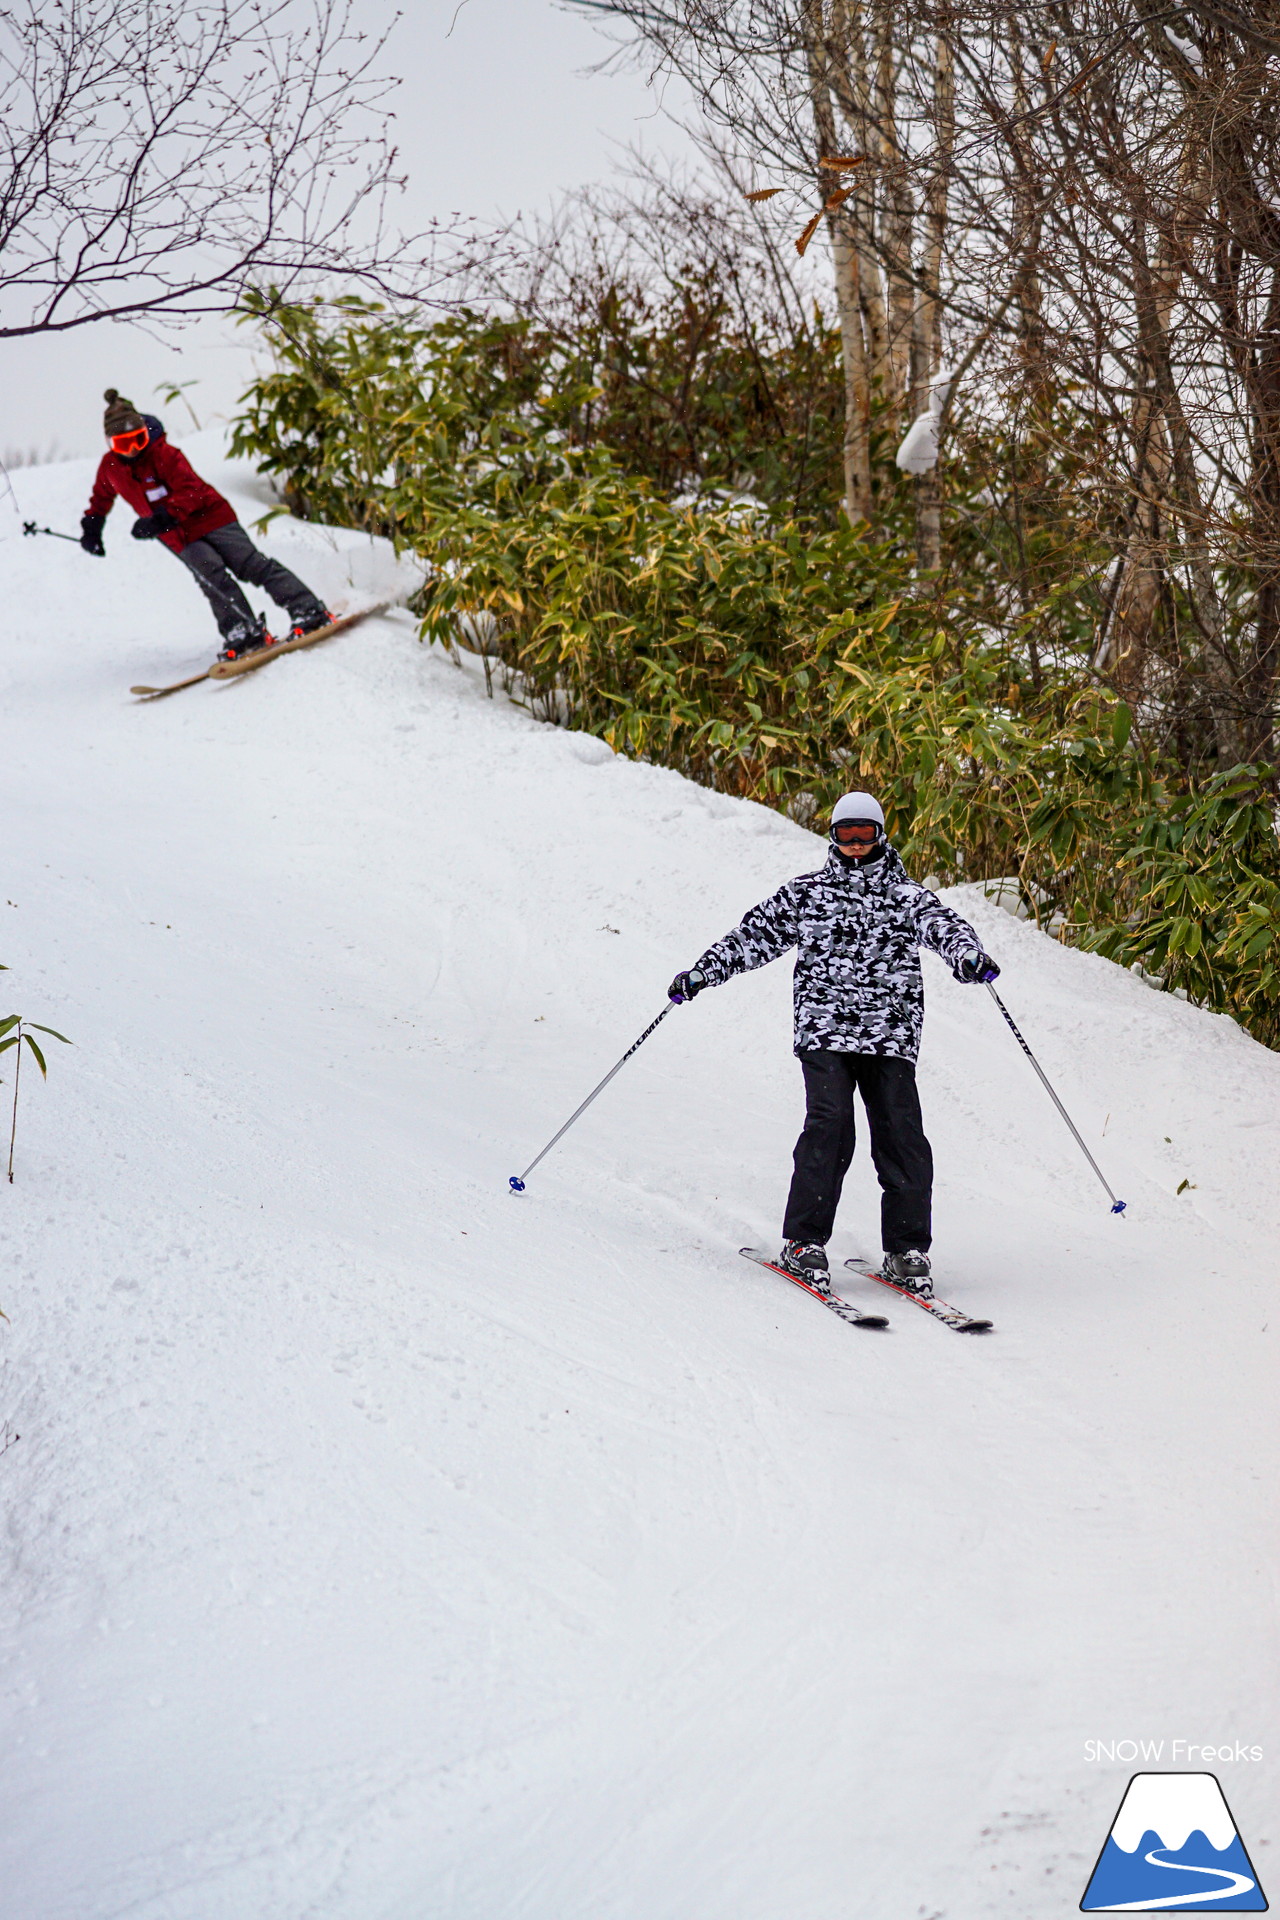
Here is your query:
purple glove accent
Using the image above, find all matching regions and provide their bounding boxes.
[956,950,1000,984]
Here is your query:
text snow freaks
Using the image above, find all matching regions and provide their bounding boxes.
[1084,1741,1263,1764]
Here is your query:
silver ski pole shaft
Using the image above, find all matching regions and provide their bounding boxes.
[510,1002,677,1192]
[986,984,1126,1213]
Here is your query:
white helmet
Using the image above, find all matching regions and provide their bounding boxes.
[831,791,885,827]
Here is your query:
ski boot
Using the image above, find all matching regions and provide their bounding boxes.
[287,607,335,640]
[779,1240,832,1292]
[217,614,273,662]
[880,1249,933,1297]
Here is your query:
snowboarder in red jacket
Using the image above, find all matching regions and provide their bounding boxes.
[80,389,331,660]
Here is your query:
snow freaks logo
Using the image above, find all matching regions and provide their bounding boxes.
[1080,1772,1268,1911]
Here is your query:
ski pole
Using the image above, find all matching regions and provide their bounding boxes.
[986,983,1126,1213]
[22,520,79,543]
[510,1002,677,1192]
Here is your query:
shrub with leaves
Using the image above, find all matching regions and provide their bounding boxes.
[230,297,1280,1048]
[1083,768,1280,1047]
[230,279,852,532]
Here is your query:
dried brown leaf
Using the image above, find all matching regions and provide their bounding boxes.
[744,187,783,202]
[1067,53,1105,95]
[819,155,866,170]
[795,210,824,256]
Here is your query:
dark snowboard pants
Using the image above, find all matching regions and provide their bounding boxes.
[782,1049,933,1253]
[175,522,326,640]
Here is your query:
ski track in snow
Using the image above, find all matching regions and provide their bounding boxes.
[0,434,1276,1917]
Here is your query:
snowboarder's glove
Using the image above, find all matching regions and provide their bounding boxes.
[130,508,177,540]
[668,968,707,1003]
[955,949,1000,984]
[79,514,106,556]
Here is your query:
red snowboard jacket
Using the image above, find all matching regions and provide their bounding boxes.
[86,438,236,553]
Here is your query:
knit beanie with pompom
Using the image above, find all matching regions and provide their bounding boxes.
[103,388,146,437]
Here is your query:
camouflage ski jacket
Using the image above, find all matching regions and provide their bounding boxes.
[694,846,981,1060]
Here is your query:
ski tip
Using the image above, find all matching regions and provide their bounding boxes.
[857,1315,891,1330]
[508,1176,526,1194]
[959,1319,994,1333]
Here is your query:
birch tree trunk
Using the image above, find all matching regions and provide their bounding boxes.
[1099,141,1242,761]
[805,0,872,524]
[874,2,913,419]
[1007,20,1045,381]
[1136,264,1241,763]
[914,29,952,572]
[829,0,889,394]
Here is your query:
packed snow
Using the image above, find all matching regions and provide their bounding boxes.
[0,435,1276,1918]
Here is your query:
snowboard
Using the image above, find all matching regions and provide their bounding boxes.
[130,603,390,700]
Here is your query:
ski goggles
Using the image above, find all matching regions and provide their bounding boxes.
[110,425,150,456]
[831,818,884,850]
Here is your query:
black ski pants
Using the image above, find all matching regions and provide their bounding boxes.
[175,522,326,640]
[782,1049,933,1253]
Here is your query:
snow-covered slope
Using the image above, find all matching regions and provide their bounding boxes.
[0,439,1276,1919]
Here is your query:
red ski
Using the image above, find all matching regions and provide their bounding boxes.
[844,1256,992,1332]
[740,1248,888,1329]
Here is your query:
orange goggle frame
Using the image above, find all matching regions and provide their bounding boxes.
[110,426,149,456]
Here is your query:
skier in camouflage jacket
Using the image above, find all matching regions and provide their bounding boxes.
[668,791,999,1294]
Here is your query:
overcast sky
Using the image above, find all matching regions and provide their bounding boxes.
[2,0,693,466]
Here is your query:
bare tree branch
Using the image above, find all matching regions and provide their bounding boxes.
[567,0,1280,764]
[0,0,460,338]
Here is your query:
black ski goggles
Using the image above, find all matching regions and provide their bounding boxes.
[831,818,884,851]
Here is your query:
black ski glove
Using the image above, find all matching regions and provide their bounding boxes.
[955,949,1000,984]
[131,508,177,541]
[79,513,106,556]
[668,968,707,1003]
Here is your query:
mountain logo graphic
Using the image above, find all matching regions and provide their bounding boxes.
[1081,1772,1267,1911]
